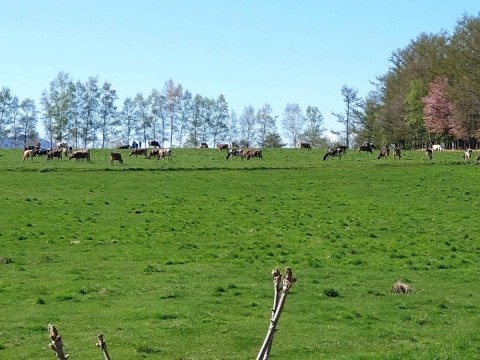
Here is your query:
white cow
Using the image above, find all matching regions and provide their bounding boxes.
[432,144,444,152]
[464,148,473,160]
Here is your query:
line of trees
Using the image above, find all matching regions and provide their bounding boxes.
[354,13,480,150]
[5,13,478,151]
[0,74,332,149]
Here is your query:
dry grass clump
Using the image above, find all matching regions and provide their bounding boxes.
[392,281,413,294]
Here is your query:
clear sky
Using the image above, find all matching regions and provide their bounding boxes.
[1,0,479,138]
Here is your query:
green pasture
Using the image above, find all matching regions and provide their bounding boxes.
[0,148,479,359]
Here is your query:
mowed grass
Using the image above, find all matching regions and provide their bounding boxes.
[0,148,479,359]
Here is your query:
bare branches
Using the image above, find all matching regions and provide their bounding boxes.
[256,267,297,360]
[96,334,111,360]
[48,324,69,360]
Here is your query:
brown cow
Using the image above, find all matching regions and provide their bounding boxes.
[129,148,148,158]
[22,149,34,161]
[110,152,123,165]
[148,148,161,159]
[241,149,263,160]
[156,148,172,161]
[47,150,63,161]
[377,148,389,159]
[298,142,312,150]
[217,143,229,150]
[393,147,401,160]
[69,150,91,162]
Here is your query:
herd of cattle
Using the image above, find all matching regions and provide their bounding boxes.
[19,141,480,164]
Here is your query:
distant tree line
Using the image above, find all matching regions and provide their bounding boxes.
[0,74,330,149]
[4,14,479,151]
[352,13,480,150]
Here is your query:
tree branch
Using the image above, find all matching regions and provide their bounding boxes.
[256,267,297,360]
[48,324,69,360]
[96,334,111,360]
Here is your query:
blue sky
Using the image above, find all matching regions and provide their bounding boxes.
[1,0,479,137]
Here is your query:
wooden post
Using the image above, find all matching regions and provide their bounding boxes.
[96,334,112,360]
[48,324,69,360]
[256,267,297,360]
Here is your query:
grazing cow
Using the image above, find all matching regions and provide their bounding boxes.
[463,148,473,160]
[432,144,444,152]
[129,148,148,158]
[216,143,229,150]
[47,150,63,161]
[377,148,389,159]
[69,150,91,162]
[157,148,172,161]
[425,148,433,160]
[22,149,34,161]
[117,144,130,149]
[61,146,73,157]
[110,152,123,165]
[335,145,347,156]
[251,149,263,159]
[477,155,480,163]
[198,142,209,148]
[393,147,401,160]
[323,148,342,161]
[241,149,262,160]
[299,142,312,150]
[34,148,50,157]
[149,140,160,147]
[358,144,374,154]
[148,148,161,159]
[226,149,241,160]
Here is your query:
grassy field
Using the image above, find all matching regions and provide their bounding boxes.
[0,147,479,359]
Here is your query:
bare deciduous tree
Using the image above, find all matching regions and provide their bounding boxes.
[239,105,256,147]
[302,105,326,147]
[332,85,363,148]
[256,104,276,147]
[282,103,304,147]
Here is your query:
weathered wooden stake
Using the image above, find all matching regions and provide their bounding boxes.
[48,324,69,360]
[256,267,296,360]
[96,334,112,360]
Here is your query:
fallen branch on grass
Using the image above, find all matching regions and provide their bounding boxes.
[48,324,69,359]
[256,267,297,360]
